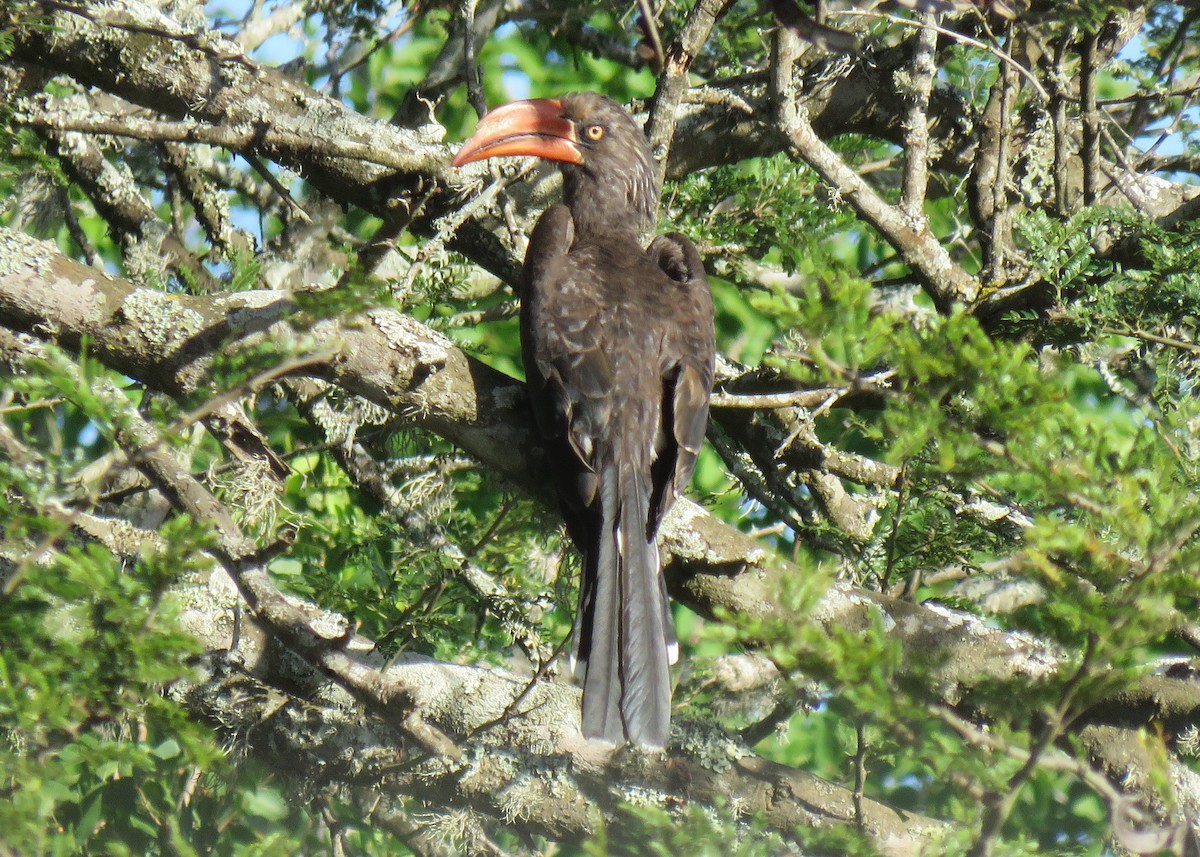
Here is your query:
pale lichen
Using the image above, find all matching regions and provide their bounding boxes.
[367,308,452,366]
[120,289,205,353]
[620,784,672,808]
[417,808,488,854]
[664,499,765,567]
[496,770,549,823]
[676,721,752,773]
[173,568,240,651]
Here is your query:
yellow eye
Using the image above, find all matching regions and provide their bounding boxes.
[584,124,605,141]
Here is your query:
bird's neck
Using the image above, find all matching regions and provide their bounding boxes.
[562,167,656,244]
[566,203,645,245]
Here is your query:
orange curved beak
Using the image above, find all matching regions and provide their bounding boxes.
[452,98,583,167]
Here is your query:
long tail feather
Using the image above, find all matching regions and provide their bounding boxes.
[577,456,672,747]
[578,467,623,742]
[617,464,672,747]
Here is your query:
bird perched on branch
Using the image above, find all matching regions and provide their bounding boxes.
[453,93,715,748]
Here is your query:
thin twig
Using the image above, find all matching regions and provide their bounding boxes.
[932,703,1126,809]
[397,166,531,300]
[55,182,98,267]
[329,4,419,89]
[712,388,840,410]
[1081,29,1100,206]
[853,720,868,828]
[1051,35,1071,215]
[901,12,937,222]
[967,636,1098,857]
[244,154,311,224]
[635,0,665,73]
[338,184,437,288]
[706,420,812,538]
[462,0,487,120]
[174,351,338,435]
[985,26,1017,284]
[1098,326,1200,356]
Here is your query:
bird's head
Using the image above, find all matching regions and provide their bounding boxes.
[453,93,659,234]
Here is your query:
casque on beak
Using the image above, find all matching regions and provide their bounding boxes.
[451,98,584,167]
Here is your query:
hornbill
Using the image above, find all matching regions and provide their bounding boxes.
[453,93,715,748]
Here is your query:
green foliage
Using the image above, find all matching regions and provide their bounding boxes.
[672,153,869,280]
[277,432,555,661]
[0,491,310,855]
[0,346,328,855]
[714,227,1200,846]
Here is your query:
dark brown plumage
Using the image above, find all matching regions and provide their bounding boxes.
[454,93,714,747]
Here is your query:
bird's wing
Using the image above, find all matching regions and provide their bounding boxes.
[646,232,715,534]
[521,205,616,522]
